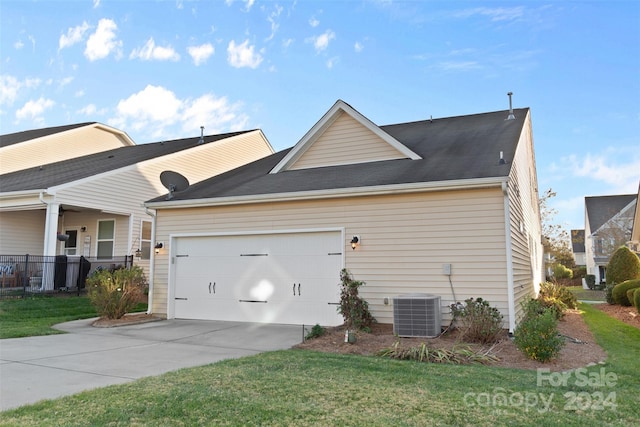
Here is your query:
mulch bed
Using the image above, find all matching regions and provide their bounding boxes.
[294,309,608,371]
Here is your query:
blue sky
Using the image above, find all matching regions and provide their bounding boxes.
[1,0,639,232]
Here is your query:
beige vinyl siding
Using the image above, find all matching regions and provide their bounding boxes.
[506,111,543,323]
[55,130,273,213]
[0,127,130,174]
[0,210,46,254]
[152,188,512,326]
[289,112,408,170]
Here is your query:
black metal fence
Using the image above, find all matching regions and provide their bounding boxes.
[0,255,134,298]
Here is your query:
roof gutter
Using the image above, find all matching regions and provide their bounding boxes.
[145,176,508,210]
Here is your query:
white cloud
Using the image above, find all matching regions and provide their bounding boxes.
[244,0,255,12]
[563,150,640,193]
[0,75,41,106]
[433,61,482,71]
[187,43,214,65]
[227,40,263,69]
[93,0,101,8]
[59,22,90,50]
[354,41,363,53]
[14,40,24,50]
[326,56,339,69]
[307,30,335,53]
[130,38,180,61]
[58,76,74,88]
[266,4,283,42]
[109,85,250,140]
[181,94,248,133]
[113,85,182,133]
[282,38,294,49]
[75,90,85,97]
[77,104,97,115]
[309,17,320,27]
[455,7,525,22]
[15,97,55,120]
[28,35,36,50]
[85,18,122,61]
[0,75,20,105]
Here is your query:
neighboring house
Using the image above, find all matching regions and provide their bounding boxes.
[627,182,640,255]
[145,100,543,333]
[571,229,586,266]
[0,122,135,175]
[584,194,637,283]
[0,127,274,290]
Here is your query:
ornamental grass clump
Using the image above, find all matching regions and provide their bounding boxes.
[514,299,564,362]
[87,266,147,319]
[376,341,499,365]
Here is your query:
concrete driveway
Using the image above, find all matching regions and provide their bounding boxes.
[0,318,303,411]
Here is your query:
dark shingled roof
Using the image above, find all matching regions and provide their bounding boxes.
[571,229,585,253]
[0,123,97,148]
[0,131,251,192]
[148,108,529,203]
[585,194,637,233]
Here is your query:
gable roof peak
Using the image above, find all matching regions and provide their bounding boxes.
[270,99,421,174]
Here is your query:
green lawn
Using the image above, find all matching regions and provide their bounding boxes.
[567,286,606,302]
[0,295,98,339]
[0,295,147,339]
[1,302,638,426]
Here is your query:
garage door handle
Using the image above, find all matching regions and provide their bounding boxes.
[292,283,296,296]
[239,300,267,303]
[209,282,215,294]
[176,297,187,300]
[298,283,301,296]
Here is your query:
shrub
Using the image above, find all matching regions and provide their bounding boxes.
[337,269,375,331]
[87,266,147,319]
[627,289,636,307]
[612,279,640,306]
[606,246,640,285]
[585,275,596,290]
[305,324,326,340]
[553,264,573,279]
[572,266,587,279]
[514,300,564,362]
[634,289,640,314]
[605,284,616,305]
[539,281,577,310]
[450,297,503,344]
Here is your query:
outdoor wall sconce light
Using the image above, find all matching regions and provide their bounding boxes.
[155,242,164,254]
[350,236,360,250]
[135,248,142,258]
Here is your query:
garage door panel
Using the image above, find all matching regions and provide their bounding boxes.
[172,231,343,325]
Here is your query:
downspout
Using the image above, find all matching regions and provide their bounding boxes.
[145,207,156,315]
[502,181,516,334]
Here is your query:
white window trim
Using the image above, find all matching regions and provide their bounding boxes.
[96,219,116,259]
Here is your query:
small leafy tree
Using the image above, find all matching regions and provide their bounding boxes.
[87,266,147,319]
[337,269,375,331]
[607,246,640,285]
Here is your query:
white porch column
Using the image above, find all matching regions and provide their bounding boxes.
[43,203,60,257]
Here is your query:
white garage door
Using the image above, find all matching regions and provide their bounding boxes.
[171,231,344,326]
